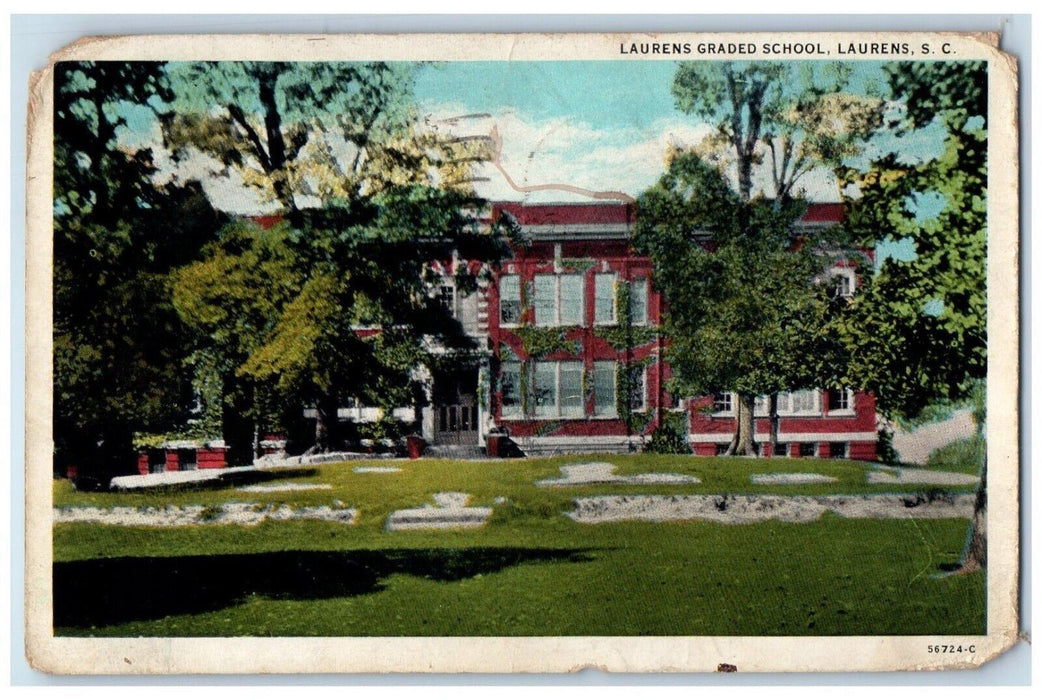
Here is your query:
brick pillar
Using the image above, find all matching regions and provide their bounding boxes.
[137,453,149,475]
[165,450,179,472]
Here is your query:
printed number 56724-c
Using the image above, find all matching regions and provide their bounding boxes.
[927,645,976,654]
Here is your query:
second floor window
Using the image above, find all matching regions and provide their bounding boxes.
[436,284,455,316]
[534,274,584,326]
[595,273,617,324]
[713,392,733,414]
[629,278,648,325]
[827,388,853,413]
[500,274,521,325]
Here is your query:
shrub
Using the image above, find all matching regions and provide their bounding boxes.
[643,413,692,455]
[927,434,985,474]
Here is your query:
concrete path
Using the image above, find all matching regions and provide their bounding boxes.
[536,462,700,487]
[568,493,975,525]
[352,466,402,474]
[750,473,838,485]
[890,409,976,465]
[110,464,315,491]
[867,466,979,486]
[386,492,493,531]
[238,483,333,493]
[54,502,358,527]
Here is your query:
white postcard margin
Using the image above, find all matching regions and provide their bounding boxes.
[24,31,1020,674]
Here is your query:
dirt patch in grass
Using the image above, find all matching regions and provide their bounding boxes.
[386,492,494,531]
[536,462,700,487]
[238,483,333,493]
[867,467,979,486]
[750,473,838,485]
[568,493,975,524]
[54,503,358,527]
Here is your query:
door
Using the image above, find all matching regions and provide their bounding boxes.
[432,366,480,445]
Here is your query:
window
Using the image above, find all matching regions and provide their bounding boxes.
[754,395,770,416]
[533,274,585,327]
[533,362,558,418]
[436,284,455,316]
[831,267,856,298]
[559,362,584,417]
[499,275,521,325]
[500,362,523,418]
[829,442,849,458]
[627,366,646,412]
[533,275,556,326]
[790,390,821,415]
[827,388,853,413]
[593,361,617,416]
[713,392,733,414]
[595,273,617,324]
[559,275,584,326]
[629,278,648,325]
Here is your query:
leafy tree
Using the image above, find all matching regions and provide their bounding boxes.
[634,153,849,455]
[163,62,481,216]
[651,61,879,454]
[167,62,507,452]
[836,61,988,570]
[170,220,305,463]
[53,61,222,484]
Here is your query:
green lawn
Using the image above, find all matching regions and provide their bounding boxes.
[53,454,985,637]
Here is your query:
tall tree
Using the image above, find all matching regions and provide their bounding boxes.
[836,61,988,570]
[163,62,481,216]
[634,153,849,455]
[664,61,881,454]
[53,61,222,485]
[167,62,507,452]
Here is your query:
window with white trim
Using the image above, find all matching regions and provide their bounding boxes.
[827,388,854,414]
[754,395,770,416]
[788,390,821,415]
[500,362,523,418]
[593,361,617,416]
[831,267,857,298]
[436,284,455,316]
[713,392,734,414]
[499,274,521,325]
[629,277,648,325]
[559,274,584,326]
[533,275,556,327]
[559,361,585,417]
[595,273,617,325]
[532,361,558,418]
[533,274,585,327]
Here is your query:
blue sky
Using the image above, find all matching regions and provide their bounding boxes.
[415,61,683,132]
[145,60,958,213]
[408,60,948,205]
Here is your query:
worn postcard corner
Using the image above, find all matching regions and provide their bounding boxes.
[25,29,1020,674]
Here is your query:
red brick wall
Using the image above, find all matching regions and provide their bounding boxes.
[196,447,228,469]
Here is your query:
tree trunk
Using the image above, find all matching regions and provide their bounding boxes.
[768,393,780,458]
[960,452,987,573]
[733,393,757,456]
[314,394,341,453]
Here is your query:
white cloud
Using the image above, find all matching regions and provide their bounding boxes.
[426,105,841,203]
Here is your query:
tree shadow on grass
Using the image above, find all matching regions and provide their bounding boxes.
[54,547,596,630]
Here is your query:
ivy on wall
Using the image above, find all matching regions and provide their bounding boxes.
[515,326,582,359]
[560,257,599,273]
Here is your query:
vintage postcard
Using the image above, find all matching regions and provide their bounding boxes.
[24,31,1019,674]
